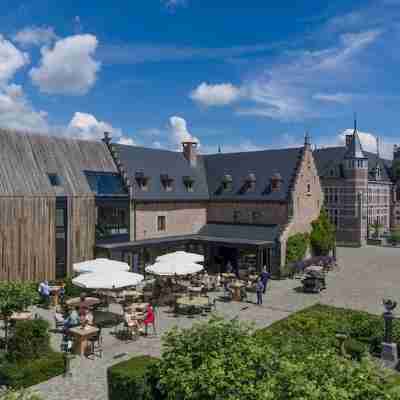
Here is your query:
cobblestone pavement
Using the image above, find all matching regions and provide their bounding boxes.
[30,245,400,400]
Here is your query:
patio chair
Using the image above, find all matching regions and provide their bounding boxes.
[87,327,103,359]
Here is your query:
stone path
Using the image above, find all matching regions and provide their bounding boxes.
[31,245,400,399]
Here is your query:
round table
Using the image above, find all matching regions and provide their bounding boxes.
[65,297,101,309]
[230,281,245,301]
[176,296,208,307]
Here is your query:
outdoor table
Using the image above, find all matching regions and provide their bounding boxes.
[230,281,245,301]
[176,296,208,308]
[188,286,202,296]
[49,285,62,307]
[123,290,143,299]
[221,273,236,281]
[306,265,324,273]
[10,312,33,322]
[65,297,101,309]
[69,326,99,356]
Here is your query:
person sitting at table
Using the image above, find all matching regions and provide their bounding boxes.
[124,311,141,336]
[64,307,80,330]
[54,307,65,328]
[38,280,51,308]
[143,304,156,336]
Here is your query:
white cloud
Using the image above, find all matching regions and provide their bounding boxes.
[67,112,127,142]
[0,35,47,132]
[13,26,58,47]
[30,34,100,95]
[312,92,353,104]
[168,116,199,148]
[0,35,29,83]
[118,136,136,146]
[190,82,241,106]
[238,29,381,121]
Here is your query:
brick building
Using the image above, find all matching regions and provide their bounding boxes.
[0,128,323,280]
[314,122,394,246]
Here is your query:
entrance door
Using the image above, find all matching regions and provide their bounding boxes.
[55,207,67,279]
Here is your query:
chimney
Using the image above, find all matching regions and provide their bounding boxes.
[345,134,352,148]
[102,131,112,145]
[182,141,198,167]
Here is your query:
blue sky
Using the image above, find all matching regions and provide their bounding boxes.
[1,0,400,157]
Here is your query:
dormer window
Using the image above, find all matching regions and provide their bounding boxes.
[135,170,149,191]
[48,173,61,186]
[160,174,174,192]
[222,174,233,192]
[270,172,282,192]
[183,176,195,192]
[245,173,256,192]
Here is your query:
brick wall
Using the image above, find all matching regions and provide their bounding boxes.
[207,201,288,225]
[134,202,207,240]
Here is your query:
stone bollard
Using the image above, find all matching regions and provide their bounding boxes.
[381,299,398,368]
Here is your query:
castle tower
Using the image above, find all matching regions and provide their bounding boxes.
[342,116,368,246]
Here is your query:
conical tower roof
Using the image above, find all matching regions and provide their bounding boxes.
[344,117,365,159]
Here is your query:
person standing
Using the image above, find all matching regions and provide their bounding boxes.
[260,268,270,294]
[38,280,50,308]
[256,278,264,306]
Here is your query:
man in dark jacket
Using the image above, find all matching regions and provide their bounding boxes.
[260,268,270,294]
[256,279,264,305]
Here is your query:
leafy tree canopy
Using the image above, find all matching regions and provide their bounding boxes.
[310,209,336,256]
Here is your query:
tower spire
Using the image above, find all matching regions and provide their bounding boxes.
[353,112,357,133]
[218,144,222,154]
[304,130,311,147]
[377,136,380,158]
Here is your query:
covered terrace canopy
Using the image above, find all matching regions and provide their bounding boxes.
[95,223,279,272]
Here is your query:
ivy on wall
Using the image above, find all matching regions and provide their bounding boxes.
[286,233,309,264]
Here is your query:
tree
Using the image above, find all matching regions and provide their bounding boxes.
[286,233,309,264]
[155,316,398,400]
[369,220,383,239]
[310,209,336,256]
[0,282,39,347]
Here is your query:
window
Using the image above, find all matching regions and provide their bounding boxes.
[48,173,61,186]
[183,176,195,192]
[85,171,126,195]
[233,210,241,223]
[55,208,65,227]
[251,211,261,223]
[307,183,311,194]
[157,215,166,231]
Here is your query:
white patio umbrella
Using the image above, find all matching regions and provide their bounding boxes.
[156,251,204,264]
[73,258,130,274]
[72,270,144,290]
[145,260,203,276]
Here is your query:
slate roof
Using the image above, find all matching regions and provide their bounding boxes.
[197,223,279,244]
[203,147,303,201]
[314,146,392,182]
[0,128,122,196]
[114,144,209,201]
[344,129,366,159]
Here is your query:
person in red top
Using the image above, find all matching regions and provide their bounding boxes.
[143,304,156,336]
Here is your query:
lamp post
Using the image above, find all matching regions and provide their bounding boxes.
[381,299,398,367]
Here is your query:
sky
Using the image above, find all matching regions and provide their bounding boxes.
[1,0,400,157]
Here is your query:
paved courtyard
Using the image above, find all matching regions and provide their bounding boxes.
[32,245,400,400]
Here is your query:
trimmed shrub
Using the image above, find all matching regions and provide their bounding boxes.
[0,352,64,389]
[7,319,51,362]
[107,356,161,400]
[310,209,336,256]
[0,390,44,400]
[344,338,368,361]
[286,233,309,264]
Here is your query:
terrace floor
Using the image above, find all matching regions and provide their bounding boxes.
[30,245,400,400]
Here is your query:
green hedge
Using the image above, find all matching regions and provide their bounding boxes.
[7,319,51,363]
[286,232,309,264]
[0,352,64,389]
[256,304,396,358]
[107,356,162,400]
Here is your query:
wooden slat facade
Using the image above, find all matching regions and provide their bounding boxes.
[66,196,96,276]
[0,196,56,281]
[0,128,120,282]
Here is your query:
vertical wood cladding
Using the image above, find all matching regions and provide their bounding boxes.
[0,196,55,281]
[67,196,96,275]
